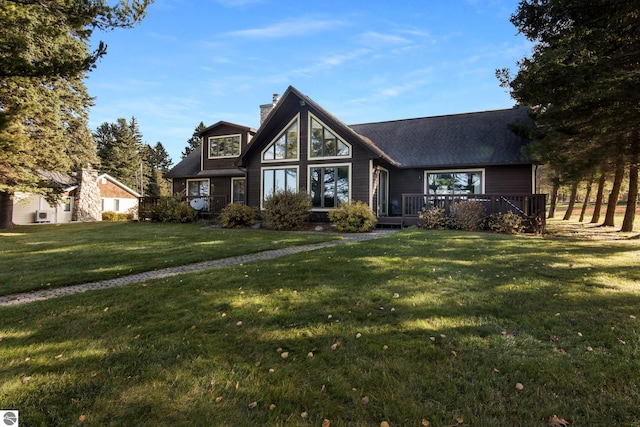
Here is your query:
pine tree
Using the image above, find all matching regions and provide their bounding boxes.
[94,117,145,191]
[182,122,206,159]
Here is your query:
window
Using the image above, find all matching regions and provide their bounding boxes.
[209,134,241,158]
[62,196,72,212]
[113,199,120,212]
[309,117,350,158]
[262,168,298,203]
[187,179,209,196]
[262,118,298,161]
[231,178,245,204]
[309,165,350,209]
[426,170,483,194]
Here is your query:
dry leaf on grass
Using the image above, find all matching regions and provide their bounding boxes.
[247,401,257,410]
[322,419,331,427]
[547,415,570,426]
[421,419,430,426]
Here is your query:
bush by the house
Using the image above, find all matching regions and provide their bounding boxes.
[487,211,526,234]
[101,211,118,221]
[417,206,452,230]
[328,200,377,232]
[219,203,257,228]
[452,200,485,231]
[149,192,199,223]
[263,191,311,230]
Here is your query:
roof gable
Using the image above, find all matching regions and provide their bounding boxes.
[238,86,388,166]
[97,173,142,197]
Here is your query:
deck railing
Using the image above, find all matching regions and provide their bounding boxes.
[400,193,546,229]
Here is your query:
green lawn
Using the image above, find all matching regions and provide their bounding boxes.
[1,225,640,426]
[0,222,340,296]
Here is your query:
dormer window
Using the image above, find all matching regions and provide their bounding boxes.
[309,116,351,159]
[262,117,299,162]
[209,134,241,158]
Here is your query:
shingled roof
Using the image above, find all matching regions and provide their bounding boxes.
[349,107,533,168]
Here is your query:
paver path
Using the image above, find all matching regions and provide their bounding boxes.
[0,230,397,307]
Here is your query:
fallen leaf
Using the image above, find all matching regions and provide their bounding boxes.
[248,401,257,410]
[586,346,593,352]
[356,333,362,339]
[276,347,283,352]
[307,352,314,358]
[451,350,457,357]
[383,345,389,350]
[236,321,243,327]
[268,368,275,373]
[456,417,464,424]
[21,376,32,383]
[269,404,276,410]
[549,334,559,342]
[215,396,223,402]
[493,368,500,373]
[393,293,400,298]
[380,422,390,427]
[79,415,86,422]
[322,419,331,427]
[421,419,430,426]
[281,352,289,359]
[71,398,80,404]
[301,411,308,418]
[617,337,626,345]
[361,396,370,405]
[331,343,339,351]
[55,354,63,359]
[547,415,570,426]
[515,382,524,391]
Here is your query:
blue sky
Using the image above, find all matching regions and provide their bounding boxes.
[85,0,531,165]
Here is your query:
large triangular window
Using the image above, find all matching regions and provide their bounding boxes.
[262,117,299,161]
[309,116,351,159]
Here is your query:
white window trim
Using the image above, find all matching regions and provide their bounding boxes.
[308,163,352,212]
[375,165,389,216]
[186,178,211,196]
[231,177,245,204]
[307,112,352,161]
[423,168,485,194]
[261,114,300,163]
[208,134,242,159]
[260,165,300,210]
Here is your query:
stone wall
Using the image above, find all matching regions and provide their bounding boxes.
[72,168,101,222]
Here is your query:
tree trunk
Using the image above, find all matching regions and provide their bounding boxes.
[590,172,606,223]
[579,177,593,222]
[621,132,639,232]
[548,177,559,219]
[0,191,14,229]
[603,154,625,227]
[562,181,579,220]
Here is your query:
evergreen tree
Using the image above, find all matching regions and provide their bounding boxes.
[499,0,640,231]
[0,0,152,228]
[144,142,173,197]
[94,117,145,192]
[182,122,206,159]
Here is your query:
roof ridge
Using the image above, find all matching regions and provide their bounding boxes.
[349,106,525,127]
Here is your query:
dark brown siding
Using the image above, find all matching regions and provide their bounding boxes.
[201,124,251,171]
[485,164,533,193]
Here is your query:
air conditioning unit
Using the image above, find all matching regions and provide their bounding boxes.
[35,210,53,223]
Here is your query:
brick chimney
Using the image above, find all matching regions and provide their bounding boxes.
[259,93,279,125]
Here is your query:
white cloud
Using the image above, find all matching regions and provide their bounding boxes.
[358,31,411,47]
[226,18,347,39]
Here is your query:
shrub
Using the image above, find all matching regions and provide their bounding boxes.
[487,211,526,234]
[452,200,485,231]
[149,192,199,223]
[101,211,118,221]
[417,206,452,229]
[263,191,311,230]
[219,203,257,228]
[328,200,377,232]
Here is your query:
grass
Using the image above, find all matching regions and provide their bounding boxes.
[0,222,340,296]
[1,225,640,425]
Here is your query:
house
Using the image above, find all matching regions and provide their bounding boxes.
[12,169,141,225]
[165,86,544,225]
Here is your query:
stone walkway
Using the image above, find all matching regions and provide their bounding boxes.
[0,230,397,307]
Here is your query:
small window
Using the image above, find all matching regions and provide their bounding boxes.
[232,178,245,204]
[114,199,120,212]
[262,118,298,161]
[187,179,209,196]
[309,117,350,158]
[62,196,72,212]
[209,134,241,158]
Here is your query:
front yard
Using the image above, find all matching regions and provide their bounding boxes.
[1,222,639,425]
